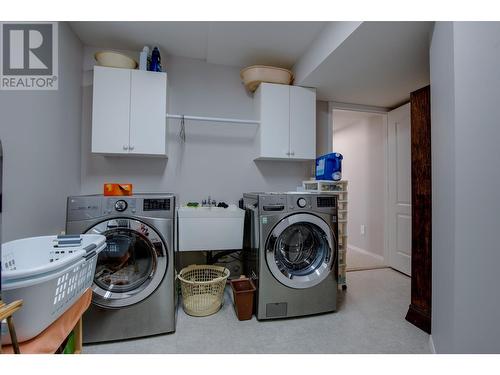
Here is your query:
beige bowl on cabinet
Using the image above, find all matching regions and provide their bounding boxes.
[240,65,293,92]
[94,51,138,69]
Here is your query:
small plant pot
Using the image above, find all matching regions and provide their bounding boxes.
[230,277,256,321]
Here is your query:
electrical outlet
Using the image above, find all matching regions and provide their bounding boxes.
[360,224,366,235]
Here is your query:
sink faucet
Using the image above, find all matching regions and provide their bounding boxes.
[202,195,216,207]
[204,195,216,207]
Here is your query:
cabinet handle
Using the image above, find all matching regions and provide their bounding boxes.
[123,145,129,150]
[290,152,295,156]
[129,145,135,150]
[286,152,290,156]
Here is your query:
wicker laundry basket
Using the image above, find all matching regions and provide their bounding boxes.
[178,265,230,317]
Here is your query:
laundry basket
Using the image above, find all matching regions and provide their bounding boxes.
[1,234,106,344]
[178,265,230,317]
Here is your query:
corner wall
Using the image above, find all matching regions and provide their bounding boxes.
[0,22,83,242]
[430,21,457,353]
[333,112,386,258]
[430,21,500,353]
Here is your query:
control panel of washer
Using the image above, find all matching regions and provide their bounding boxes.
[297,197,307,208]
[114,200,128,212]
[316,196,337,208]
[287,195,312,210]
[105,198,137,214]
[143,198,171,211]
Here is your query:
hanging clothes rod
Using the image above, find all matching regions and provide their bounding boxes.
[166,113,259,125]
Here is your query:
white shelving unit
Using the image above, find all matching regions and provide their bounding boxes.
[303,180,348,290]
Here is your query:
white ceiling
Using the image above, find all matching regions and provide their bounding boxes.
[69,21,432,108]
[69,21,327,69]
[300,22,433,108]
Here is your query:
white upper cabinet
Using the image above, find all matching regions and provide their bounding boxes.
[129,70,167,155]
[289,85,316,160]
[92,66,167,157]
[256,83,290,159]
[92,66,131,154]
[254,83,316,160]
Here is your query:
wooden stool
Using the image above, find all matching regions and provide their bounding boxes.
[0,300,23,354]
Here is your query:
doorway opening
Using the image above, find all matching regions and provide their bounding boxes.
[331,106,412,275]
[332,109,388,271]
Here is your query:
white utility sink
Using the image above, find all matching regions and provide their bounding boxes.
[177,205,245,252]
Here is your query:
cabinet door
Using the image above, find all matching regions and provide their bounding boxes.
[129,70,167,156]
[92,66,131,154]
[289,86,316,160]
[258,83,290,159]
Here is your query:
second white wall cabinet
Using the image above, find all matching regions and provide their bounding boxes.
[92,66,167,157]
[254,83,316,160]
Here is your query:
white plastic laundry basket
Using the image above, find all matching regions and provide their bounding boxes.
[1,234,106,344]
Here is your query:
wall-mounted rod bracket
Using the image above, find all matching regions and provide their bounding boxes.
[166,113,259,125]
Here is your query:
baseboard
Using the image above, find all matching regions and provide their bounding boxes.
[347,244,386,264]
[429,335,436,354]
[405,304,431,334]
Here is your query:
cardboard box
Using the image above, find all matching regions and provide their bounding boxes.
[103,183,133,196]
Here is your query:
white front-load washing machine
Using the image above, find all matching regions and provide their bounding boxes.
[243,192,338,320]
[66,194,176,343]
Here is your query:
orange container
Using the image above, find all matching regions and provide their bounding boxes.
[103,183,133,196]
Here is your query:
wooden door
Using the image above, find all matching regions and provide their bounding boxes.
[405,85,432,334]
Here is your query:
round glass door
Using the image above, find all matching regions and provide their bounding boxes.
[266,213,335,289]
[86,218,168,308]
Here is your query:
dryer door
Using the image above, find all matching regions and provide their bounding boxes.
[86,218,168,308]
[266,213,335,289]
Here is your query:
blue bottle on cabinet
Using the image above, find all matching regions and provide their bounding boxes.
[149,47,162,72]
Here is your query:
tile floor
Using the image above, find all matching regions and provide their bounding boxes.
[84,268,430,354]
[347,247,386,271]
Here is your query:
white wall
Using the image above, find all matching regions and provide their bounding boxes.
[431,21,500,353]
[333,111,386,258]
[429,21,457,353]
[80,51,312,204]
[316,101,332,157]
[0,22,83,242]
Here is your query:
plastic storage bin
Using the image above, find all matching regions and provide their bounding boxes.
[316,152,343,181]
[1,234,106,344]
[230,277,256,321]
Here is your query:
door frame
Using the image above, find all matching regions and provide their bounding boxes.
[329,102,390,267]
[330,92,433,334]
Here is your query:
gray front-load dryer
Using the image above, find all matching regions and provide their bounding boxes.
[66,194,176,343]
[243,192,338,320]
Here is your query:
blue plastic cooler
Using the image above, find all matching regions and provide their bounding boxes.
[315,152,343,181]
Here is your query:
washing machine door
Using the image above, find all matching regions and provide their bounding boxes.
[266,213,335,289]
[86,218,168,308]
